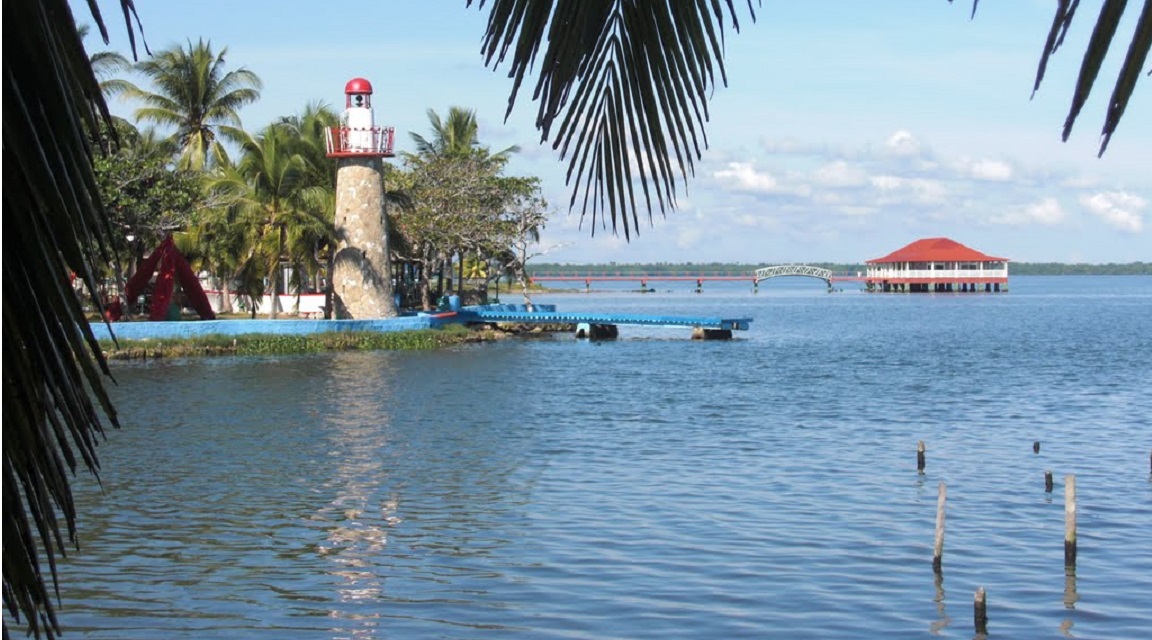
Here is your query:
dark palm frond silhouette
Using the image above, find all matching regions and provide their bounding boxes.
[3,1,144,637]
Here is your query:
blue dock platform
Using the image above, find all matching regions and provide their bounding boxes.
[459,305,749,330]
[87,304,752,342]
[458,304,751,340]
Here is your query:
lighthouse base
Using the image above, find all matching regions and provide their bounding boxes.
[333,158,397,319]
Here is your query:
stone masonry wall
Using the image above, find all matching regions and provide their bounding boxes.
[332,157,397,318]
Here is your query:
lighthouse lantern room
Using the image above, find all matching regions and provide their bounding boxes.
[325,77,395,158]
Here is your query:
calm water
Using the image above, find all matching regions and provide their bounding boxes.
[34,277,1152,638]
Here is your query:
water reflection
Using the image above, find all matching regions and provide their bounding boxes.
[311,352,403,632]
[929,571,950,635]
[302,349,543,635]
[1063,566,1079,609]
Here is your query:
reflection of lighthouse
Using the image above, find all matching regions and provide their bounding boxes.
[325,78,397,319]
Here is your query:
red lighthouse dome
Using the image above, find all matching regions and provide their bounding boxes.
[344,77,373,95]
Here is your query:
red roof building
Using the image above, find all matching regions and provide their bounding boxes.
[864,237,1009,293]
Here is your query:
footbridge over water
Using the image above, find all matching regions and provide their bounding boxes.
[753,265,834,287]
[530,266,862,290]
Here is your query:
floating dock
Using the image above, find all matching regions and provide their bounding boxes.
[459,304,751,340]
[88,304,753,342]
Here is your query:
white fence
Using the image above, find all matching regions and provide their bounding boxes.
[205,291,327,318]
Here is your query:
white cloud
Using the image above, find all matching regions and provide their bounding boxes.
[835,206,876,218]
[676,227,704,249]
[989,198,1067,226]
[967,159,1014,181]
[871,175,902,191]
[813,160,868,187]
[884,130,922,157]
[759,138,840,158]
[712,162,784,193]
[1079,191,1147,233]
[713,162,778,191]
[869,175,947,204]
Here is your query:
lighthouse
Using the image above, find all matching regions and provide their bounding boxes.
[325,78,398,318]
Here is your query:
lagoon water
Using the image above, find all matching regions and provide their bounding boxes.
[41,276,1152,639]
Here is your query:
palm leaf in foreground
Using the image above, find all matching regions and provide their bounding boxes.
[1021,0,1151,154]
[2,0,140,637]
[469,0,757,240]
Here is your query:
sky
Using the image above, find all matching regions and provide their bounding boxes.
[77,1,1149,265]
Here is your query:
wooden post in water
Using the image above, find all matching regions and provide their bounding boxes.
[917,441,926,473]
[1065,475,1077,566]
[1033,441,1041,454]
[933,482,946,573]
[1045,470,1054,493]
[974,587,988,635]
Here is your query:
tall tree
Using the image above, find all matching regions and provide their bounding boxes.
[279,101,341,190]
[79,23,134,101]
[396,149,510,309]
[92,121,201,308]
[410,106,478,158]
[410,106,520,162]
[205,123,333,318]
[405,107,520,298]
[126,39,262,171]
[183,182,251,315]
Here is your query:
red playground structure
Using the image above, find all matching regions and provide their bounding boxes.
[106,235,216,321]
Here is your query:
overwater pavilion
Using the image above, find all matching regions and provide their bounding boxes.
[865,237,1009,293]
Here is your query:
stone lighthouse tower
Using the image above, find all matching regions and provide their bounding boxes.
[325,77,397,318]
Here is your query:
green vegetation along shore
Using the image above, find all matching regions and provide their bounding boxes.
[99,325,496,360]
[96,322,582,361]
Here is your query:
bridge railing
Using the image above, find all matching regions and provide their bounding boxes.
[753,265,832,283]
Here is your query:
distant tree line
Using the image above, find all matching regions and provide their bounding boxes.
[529,262,1152,276]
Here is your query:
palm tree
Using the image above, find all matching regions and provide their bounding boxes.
[409,106,520,160]
[279,101,341,190]
[278,104,343,314]
[466,0,1150,237]
[79,23,134,100]
[410,106,480,158]
[125,39,262,171]
[205,123,334,318]
[405,108,521,298]
[183,179,252,315]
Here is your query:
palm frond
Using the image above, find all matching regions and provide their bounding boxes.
[974,0,1150,155]
[1096,0,1151,154]
[4,0,143,637]
[469,0,756,239]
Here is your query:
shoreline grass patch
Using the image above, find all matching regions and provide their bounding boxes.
[98,324,497,360]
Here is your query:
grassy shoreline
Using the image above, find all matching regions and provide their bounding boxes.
[96,321,580,360]
[95,324,536,360]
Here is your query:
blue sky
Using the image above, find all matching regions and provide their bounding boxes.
[79,1,1149,264]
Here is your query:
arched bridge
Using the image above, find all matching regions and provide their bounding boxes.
[753,265,833,286]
